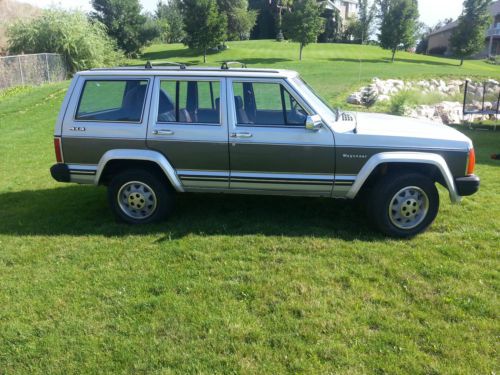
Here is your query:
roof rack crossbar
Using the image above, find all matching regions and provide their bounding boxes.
[221,61,247,70]
[145,60,186,70]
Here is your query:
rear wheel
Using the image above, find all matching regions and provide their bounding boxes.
[367,173,439,238]
[108,169,174,224]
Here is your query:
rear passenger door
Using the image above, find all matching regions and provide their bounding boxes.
[147,77,229,190]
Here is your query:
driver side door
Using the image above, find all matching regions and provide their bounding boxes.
[227,78,335,196]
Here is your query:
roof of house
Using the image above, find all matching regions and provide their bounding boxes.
[429,0,500,37]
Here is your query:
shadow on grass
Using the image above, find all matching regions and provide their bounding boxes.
[140,47,204,61]
[329,57,459,67]
[226,58,292,66]
[0,186,381,240]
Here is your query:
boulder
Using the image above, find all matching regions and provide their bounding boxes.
[347,92,362,105]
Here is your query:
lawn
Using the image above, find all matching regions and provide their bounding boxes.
[133,40,500,107]
[0,42,499,374]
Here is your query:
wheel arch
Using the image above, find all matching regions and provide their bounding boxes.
[95,149,184,192]
[346,152,460,203]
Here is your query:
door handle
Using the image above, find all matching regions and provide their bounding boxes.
[153,129,174,136]
[230,132,253,139]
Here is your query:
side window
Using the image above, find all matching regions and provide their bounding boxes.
[157,80,220,124]
[76,80,148,122]
[233,82,307,126]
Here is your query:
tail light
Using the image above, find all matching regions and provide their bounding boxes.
[54,137,64,163]
[466,148,475,175]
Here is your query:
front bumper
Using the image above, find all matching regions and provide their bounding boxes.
[455,175,480,196]
[50,163,71,182]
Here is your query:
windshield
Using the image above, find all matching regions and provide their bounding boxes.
[292,76,339,123]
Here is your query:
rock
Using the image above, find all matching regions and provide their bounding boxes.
[435,101,463,124]
[487,79,499,85]
[378,95,391,102]
[347,92,362,105]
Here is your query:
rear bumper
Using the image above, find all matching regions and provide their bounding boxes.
[455,175,480,197]
[50,163,71,183]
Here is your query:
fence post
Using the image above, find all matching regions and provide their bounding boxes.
[18,55,24,85]
[45,53,51,83]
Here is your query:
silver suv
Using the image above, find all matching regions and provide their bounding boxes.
[50,63,480,237]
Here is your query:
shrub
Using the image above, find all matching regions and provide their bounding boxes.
[7,10,123,73]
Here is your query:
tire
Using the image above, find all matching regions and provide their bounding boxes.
[108,169,174,224]
[367,173,439,238]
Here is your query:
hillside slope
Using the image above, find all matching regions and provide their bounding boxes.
[0,0,41,54]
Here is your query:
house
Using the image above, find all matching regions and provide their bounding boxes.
[324,0,359,22]
[427,0,500,58]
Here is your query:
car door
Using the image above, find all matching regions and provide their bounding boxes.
[227,78,335,196]
[147,76,229,190]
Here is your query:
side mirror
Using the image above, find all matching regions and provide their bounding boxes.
[305,114,323,131]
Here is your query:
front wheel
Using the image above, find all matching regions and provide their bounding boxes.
[108,169,174,224]
[367,173,439,238]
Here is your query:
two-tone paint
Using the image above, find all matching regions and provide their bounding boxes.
[52,67,476,203]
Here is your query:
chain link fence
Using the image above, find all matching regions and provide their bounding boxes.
[0,53,68,90]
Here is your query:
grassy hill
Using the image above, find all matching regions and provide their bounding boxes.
[134,41,500,106]
[0,0,40,54]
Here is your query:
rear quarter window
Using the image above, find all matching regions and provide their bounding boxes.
[75,79,149,123]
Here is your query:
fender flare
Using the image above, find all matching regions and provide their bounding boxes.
[346,152,461,203]
[94,149,185,192]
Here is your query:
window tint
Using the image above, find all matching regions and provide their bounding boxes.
[76,80,148,122]
[158,80,220,124]
[233,82,307,126]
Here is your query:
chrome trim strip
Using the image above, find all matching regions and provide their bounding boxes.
[231,172,334,180]
[177,170,230,177]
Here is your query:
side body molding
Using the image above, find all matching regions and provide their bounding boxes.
[346,152,461,203]
[95,149,185,192]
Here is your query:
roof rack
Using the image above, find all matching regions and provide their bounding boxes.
[221,61,247,70]
[145,60,186,70]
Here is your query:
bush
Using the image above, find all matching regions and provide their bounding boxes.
[7,10,123,73]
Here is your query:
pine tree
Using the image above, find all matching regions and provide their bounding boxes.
[450,0,492,66]
[217,0,257,41]
[282,0,324,60]
[181,0,227,63]
[91,0,158,56]
[378,0,419,62]
[156,0,186,43]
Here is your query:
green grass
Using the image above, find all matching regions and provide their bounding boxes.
[132,40,499,107]
[0,43,499,374]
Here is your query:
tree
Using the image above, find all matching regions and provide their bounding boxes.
[8,9,122,72]
[356,0,377,44]
[282,0,323,60]
[378,0,419,62]
[156,0,186,43]
[217,0,258,41]
[91,0,159,56]
[450,0,492,66]
[181,0,227,63]
[270,0,294,41]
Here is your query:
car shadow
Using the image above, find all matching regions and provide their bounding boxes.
[0,186,382,240]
